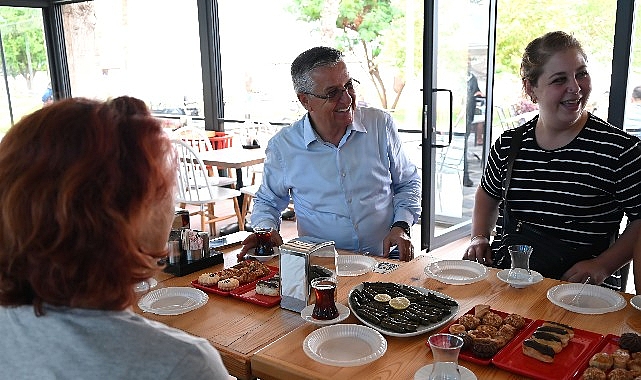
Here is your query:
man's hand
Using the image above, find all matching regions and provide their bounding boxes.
[237,229,284,261]
[383,227,414,262]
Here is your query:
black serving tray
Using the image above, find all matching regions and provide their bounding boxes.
[163,250,224,277]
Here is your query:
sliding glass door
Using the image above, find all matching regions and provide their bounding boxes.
[420,0,618,253]
[420,0,494,251]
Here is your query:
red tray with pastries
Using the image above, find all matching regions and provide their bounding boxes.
[191,264,278,298]
[435,306,535,365]
[492,319,603,380]
[570,334,641,380]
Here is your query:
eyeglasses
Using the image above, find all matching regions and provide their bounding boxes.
[303,78,359,101]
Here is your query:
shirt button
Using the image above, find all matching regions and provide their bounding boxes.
[347,198,352,203]
[354,224,359,231]
[342,172,346,177]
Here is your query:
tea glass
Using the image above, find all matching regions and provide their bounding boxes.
[427,333,464,380]
[507,244,533,282]
[310,276,338,320]
[254,227,274,256]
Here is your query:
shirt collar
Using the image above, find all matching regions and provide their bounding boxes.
[302,110,367,147]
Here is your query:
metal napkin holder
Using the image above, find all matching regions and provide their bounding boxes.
[279,239,336,313]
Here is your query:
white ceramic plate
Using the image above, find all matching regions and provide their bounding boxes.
[348,283,459,337]
[414,364,477,380]
[301,303,351,325]
[336,255,377,276]
[302,324,387,367]
[630,295,641,311]
[424,260,489,285]
[546,283,626,314]
[496,269,544,288]
[138,287,208,315]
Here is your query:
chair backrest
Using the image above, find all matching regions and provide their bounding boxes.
[172,125,235,179]
[172,125,215,153]
[172,139,219,202]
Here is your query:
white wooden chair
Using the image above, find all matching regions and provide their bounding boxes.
[172,139,242,236]
[172,125,236,187]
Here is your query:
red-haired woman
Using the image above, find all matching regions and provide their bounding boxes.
[0,97,230,379]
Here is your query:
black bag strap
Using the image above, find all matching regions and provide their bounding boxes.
[503,123,528,199]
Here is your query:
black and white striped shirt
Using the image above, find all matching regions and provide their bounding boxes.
[481,113,641,250]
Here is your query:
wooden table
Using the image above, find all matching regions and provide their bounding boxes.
[199,146,266,208]
[251,255,641,380]
[134,251,302,380]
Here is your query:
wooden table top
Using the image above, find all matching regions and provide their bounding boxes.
[199,146,265,169]
[250,255,641,380]
[134,251,300,380]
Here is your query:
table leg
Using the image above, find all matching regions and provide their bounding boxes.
[236,168,245,208]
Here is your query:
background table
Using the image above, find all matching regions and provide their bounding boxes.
[200,146,264,202]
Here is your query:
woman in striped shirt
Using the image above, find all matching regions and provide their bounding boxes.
[464,31,641,288]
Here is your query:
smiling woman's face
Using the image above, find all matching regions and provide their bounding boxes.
[527,48,592,127]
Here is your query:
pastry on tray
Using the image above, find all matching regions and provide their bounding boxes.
[451,305,528,360]
[197,273,219,286]
[196,260,272,290]
[218,278,240,291]
[581,367,606,380]
[522,338,555,363]
[255,276,280,297]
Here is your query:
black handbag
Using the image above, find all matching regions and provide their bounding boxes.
[492,124,627,290]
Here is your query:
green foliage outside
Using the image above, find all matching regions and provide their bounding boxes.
[0,7,47,89]
[494,0,619,106]
[289,0,406,110]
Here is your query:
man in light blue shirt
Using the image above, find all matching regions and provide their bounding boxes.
[239,46,421,261]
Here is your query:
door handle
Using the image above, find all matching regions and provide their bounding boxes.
[427,88,453,148]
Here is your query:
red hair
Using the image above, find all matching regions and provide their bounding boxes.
[0,97,175,314]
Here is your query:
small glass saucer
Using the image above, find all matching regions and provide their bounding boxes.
[497,269,543,288]
[301,303,350,325]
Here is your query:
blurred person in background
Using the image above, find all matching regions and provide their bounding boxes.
[623,85,641,138]
[0,97,230,379]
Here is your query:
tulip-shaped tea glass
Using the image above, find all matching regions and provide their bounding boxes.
[254,227,274,256]
[427,333,464,380]
[310,276,338,320]
[507,244,533,282]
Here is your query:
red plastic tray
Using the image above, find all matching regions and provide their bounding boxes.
[492,320,604,380]
[191,265,278,301]
[231,277,281,307]
[570,334,620,380]
[435,307,534,365]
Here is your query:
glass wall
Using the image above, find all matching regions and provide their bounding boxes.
[623,1,641,138]
[0,6,50,132]
[493,0,617,139]
[59,0,204,129]
[216,0,425,150]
